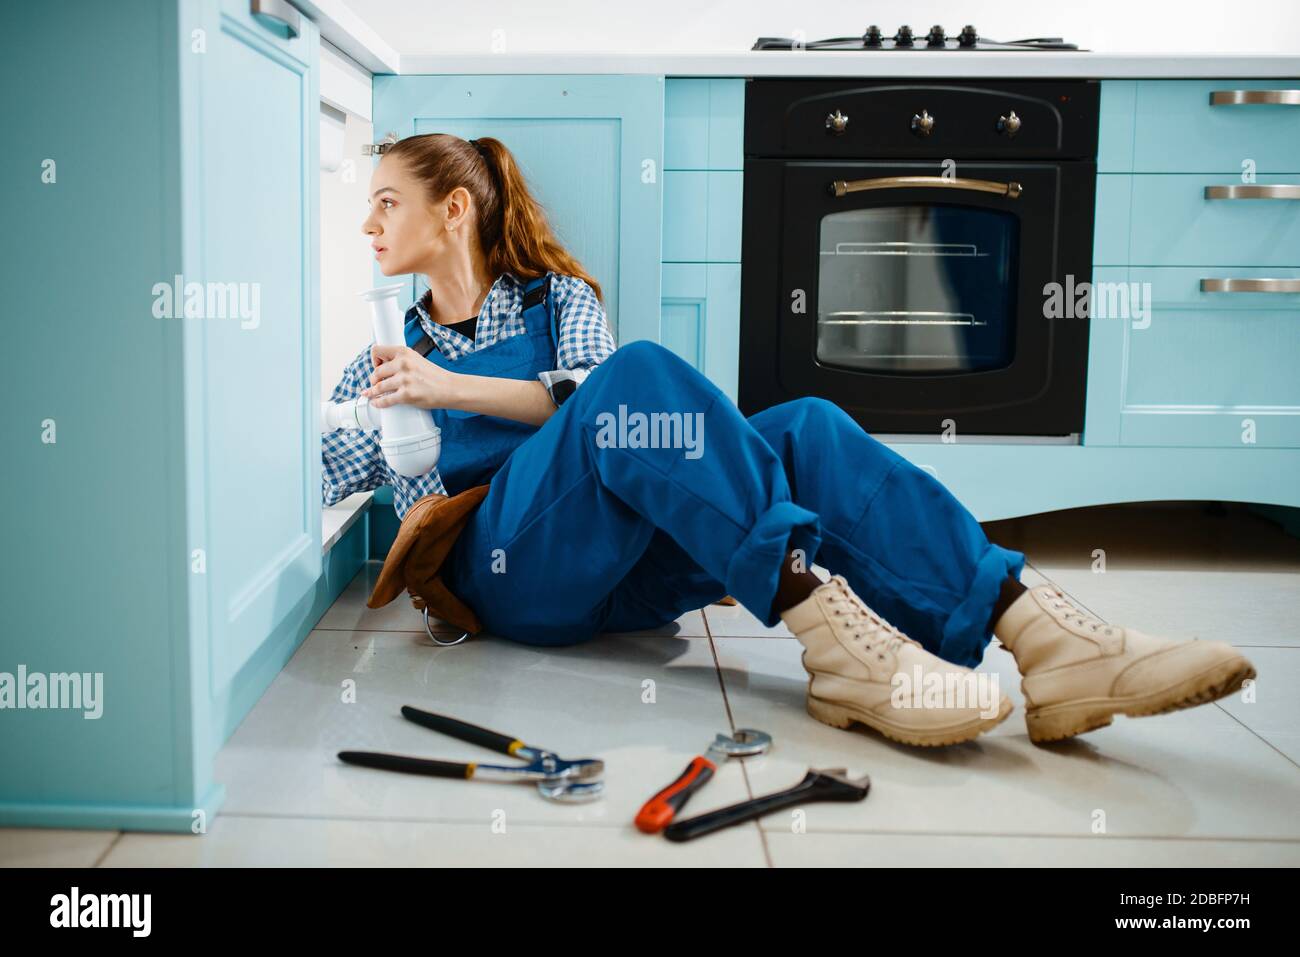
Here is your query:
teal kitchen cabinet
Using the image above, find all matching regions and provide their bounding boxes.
[372,74,664,346]
[1089,78,1300,450]
[661,79,745,403]
[0,0,353,832]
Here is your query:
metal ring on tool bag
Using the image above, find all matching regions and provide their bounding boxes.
[424,607,471,647]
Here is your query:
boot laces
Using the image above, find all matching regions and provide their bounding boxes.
[824,579,920,655]
[1042,587,1110,634]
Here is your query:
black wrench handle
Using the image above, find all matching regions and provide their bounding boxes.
[662,770,865,842]
[401,705,524,756]
[337,750,472,779]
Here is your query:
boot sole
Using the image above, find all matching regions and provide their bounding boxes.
[1024,655,1257,744]
[807,692,1014,748]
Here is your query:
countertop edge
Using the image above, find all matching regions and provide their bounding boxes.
[392,51,1300,78]
[323,491,374,556]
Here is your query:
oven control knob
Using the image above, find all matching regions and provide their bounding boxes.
[997,110,1022,137]
[911,109,935,137]
[863,24,883,47]
[825,109,849,135]
[926,25,946,47]
[958,24,979,47]
[894,25,914,47]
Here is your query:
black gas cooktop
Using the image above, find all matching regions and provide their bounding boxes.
[752,26,1082,52]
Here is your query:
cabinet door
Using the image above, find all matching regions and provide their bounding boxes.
[373,74,664,345]
[182,0,321,690]
[661,262,741,404]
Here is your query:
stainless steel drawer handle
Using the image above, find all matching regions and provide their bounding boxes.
[1209,90,1300,106]
[251,0,300,39]
[1205,185,1300,200]
[830,175,1022,199]
[1201,278,1300,293]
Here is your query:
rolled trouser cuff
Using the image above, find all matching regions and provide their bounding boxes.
[938,542,1027,667]
[725,501,824,628]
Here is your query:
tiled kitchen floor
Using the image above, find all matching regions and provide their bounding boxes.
[5,502,1298,867]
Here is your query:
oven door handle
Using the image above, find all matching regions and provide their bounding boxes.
[829,175,1023,199]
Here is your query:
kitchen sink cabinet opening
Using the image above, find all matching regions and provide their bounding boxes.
[320,103,378,554]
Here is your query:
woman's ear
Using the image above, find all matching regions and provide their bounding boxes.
[444,186,474,232]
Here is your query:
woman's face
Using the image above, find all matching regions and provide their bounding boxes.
[361,155,473,277]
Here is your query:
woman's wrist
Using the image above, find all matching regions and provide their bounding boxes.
[440,368,473,412]
[440,371,556,427]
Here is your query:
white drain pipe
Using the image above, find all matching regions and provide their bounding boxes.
[321,283,441,478]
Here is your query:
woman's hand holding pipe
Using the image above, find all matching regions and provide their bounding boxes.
[363,344,458,411]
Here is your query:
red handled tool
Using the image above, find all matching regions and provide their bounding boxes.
[635,729,772,833]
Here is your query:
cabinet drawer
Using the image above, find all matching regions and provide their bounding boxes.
[1125,174,1300,266]
[1128,80,1300,173]
[663,170,743,262]
[1114,267,1300,447]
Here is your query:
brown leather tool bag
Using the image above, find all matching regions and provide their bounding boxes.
[366,484,491,635]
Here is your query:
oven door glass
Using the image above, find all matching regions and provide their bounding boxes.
[817,205,1019,374]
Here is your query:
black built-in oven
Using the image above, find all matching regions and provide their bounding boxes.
[739,79,1100,437]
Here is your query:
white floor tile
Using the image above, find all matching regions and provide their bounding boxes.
[1031,567,1300,649]
[1019,565,1054,589]
[99,815,766,867]
[213,629,755,830]
[0,828,120,867]
[703,600,793,638]
[711,636,1300,841]
[323,562,710,640]
[315,561,464,635]
[1211,645,1300,762]
[189,505,1300,865]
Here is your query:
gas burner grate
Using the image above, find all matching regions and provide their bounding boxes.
[752,26,1082,52]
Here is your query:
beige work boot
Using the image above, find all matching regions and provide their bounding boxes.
[780,574,1013,747]
[995,583,1257,744]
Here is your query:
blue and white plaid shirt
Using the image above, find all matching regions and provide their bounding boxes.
[322,271,616,519]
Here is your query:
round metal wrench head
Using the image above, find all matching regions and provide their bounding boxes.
[537,779,605,803]
[712,728,772,758]
[531,752,605,782]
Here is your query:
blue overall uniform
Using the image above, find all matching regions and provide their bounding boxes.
[431,276,1026,669]
[410,275,565,496]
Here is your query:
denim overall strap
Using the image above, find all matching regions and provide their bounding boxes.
[404,274,558,495]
